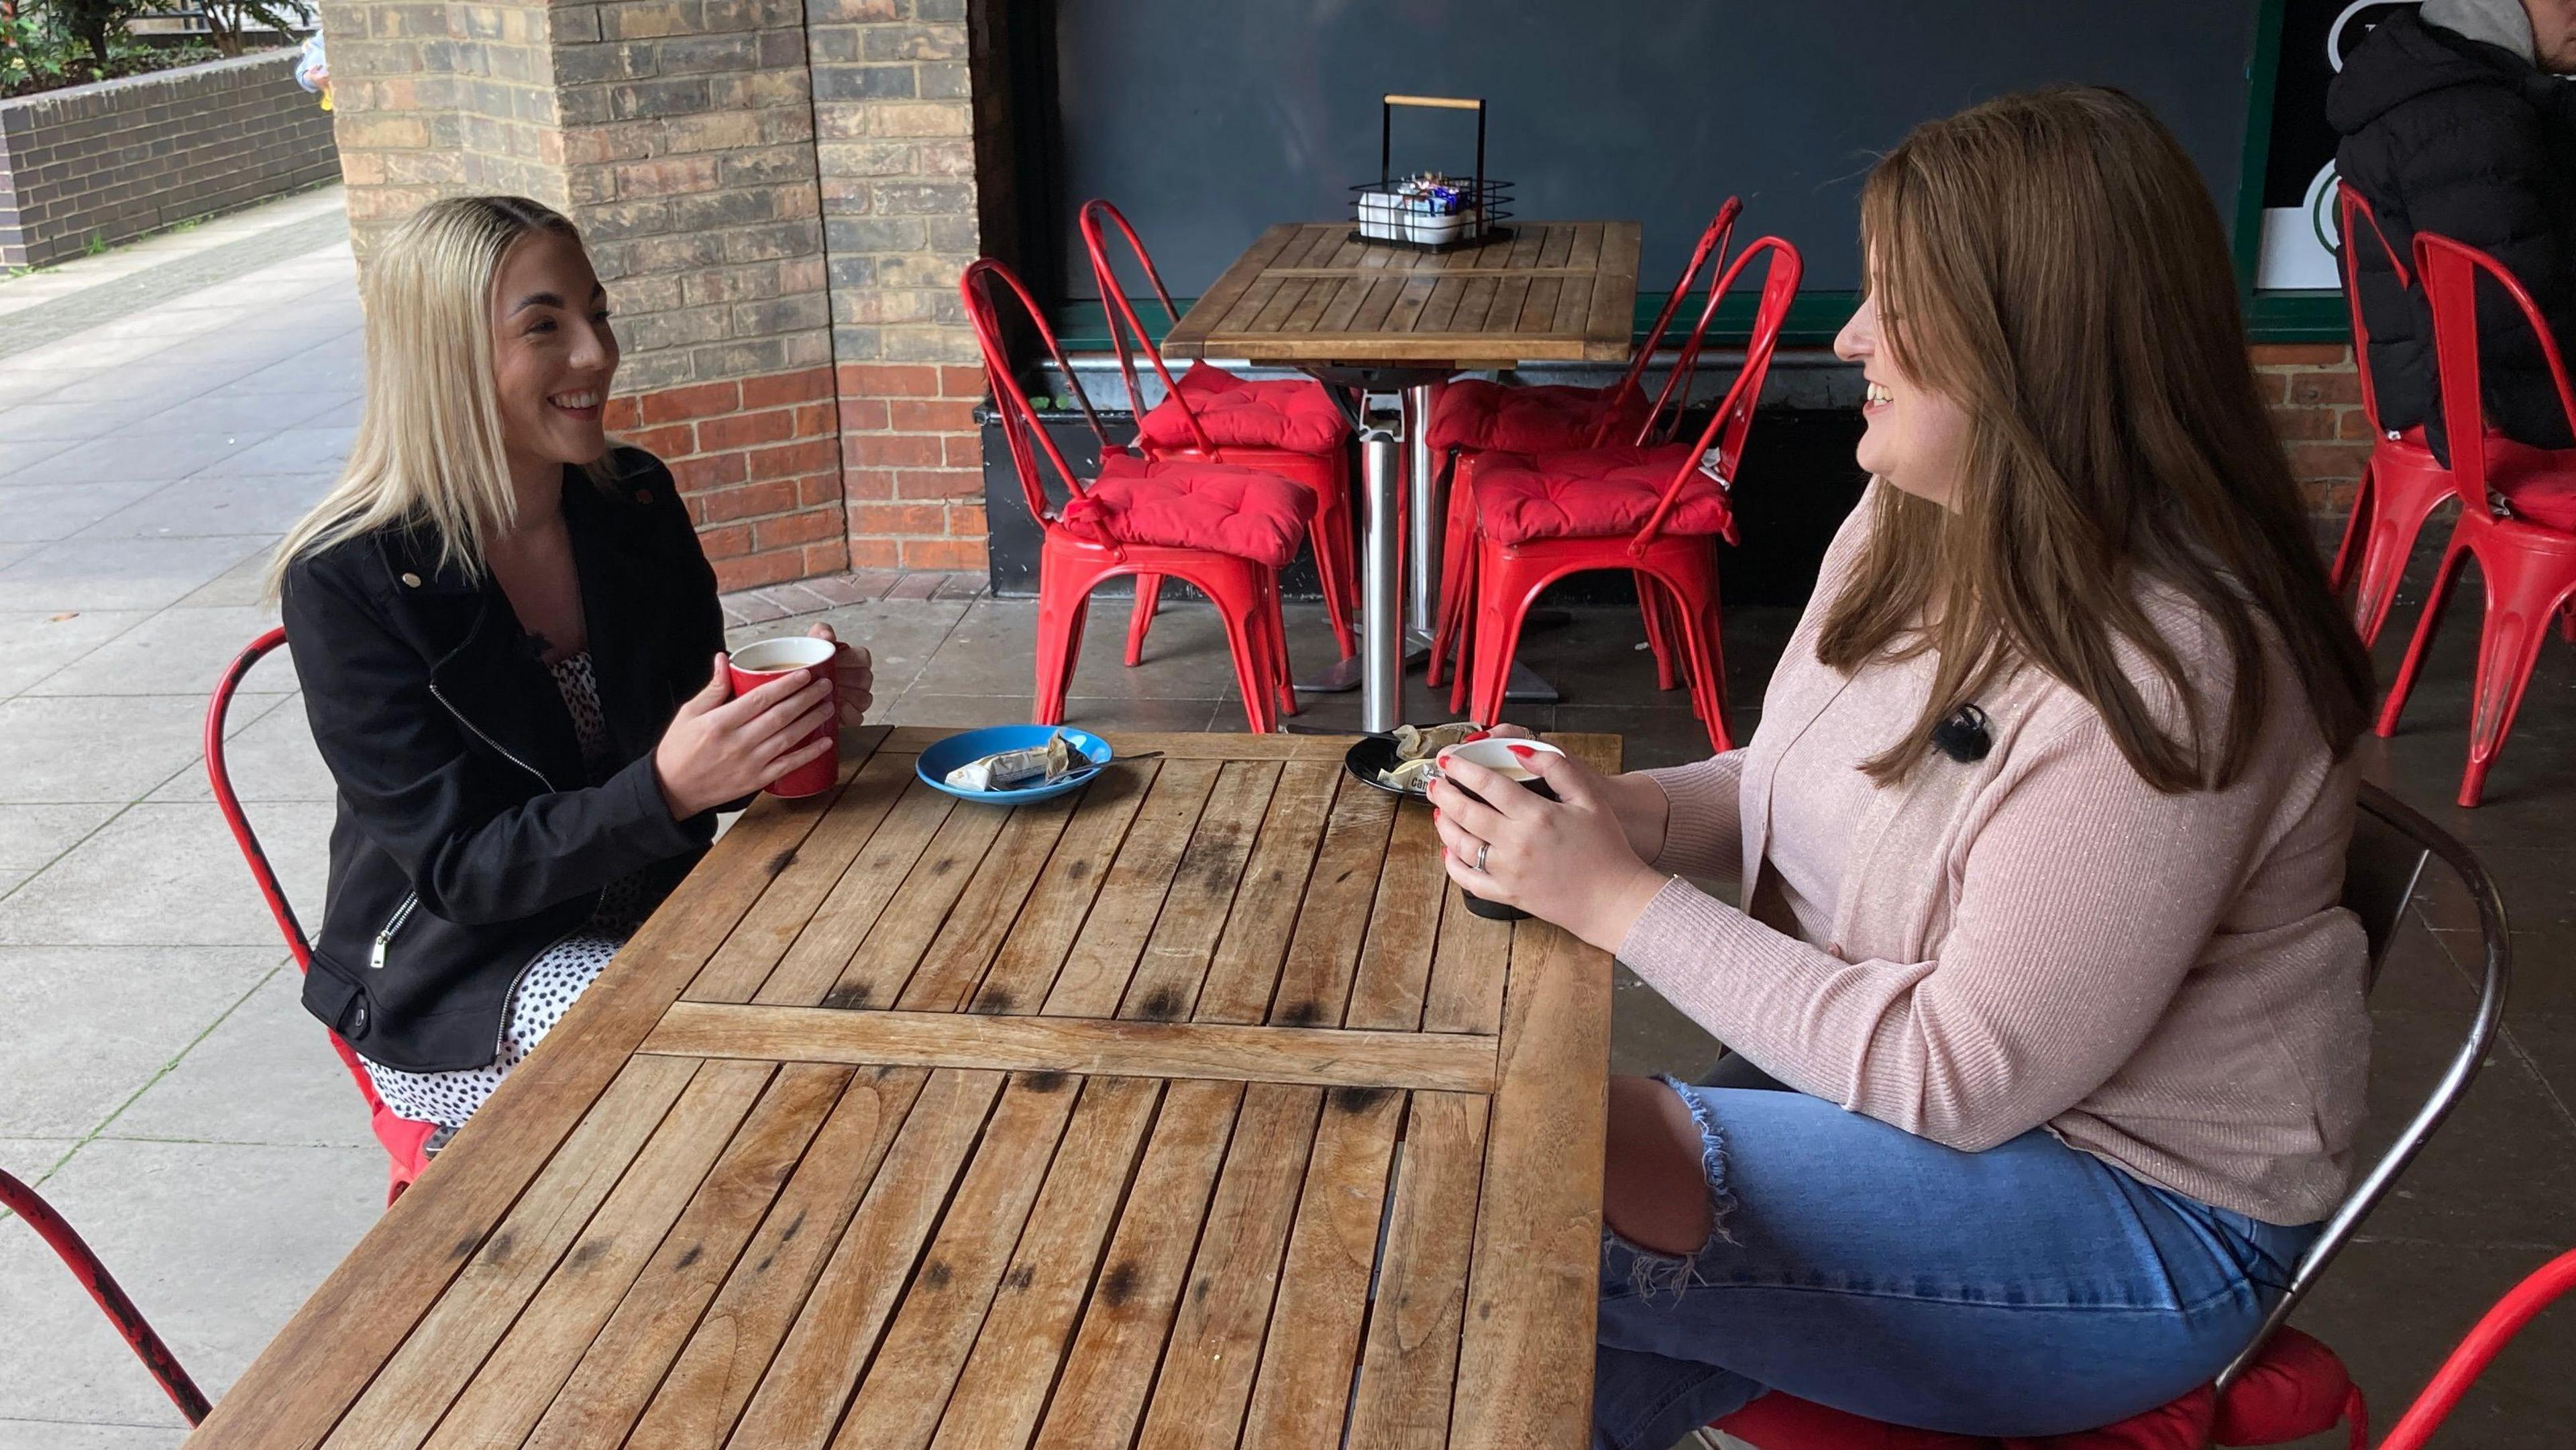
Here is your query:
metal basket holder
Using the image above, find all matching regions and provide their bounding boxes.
[1348,93,1513,252]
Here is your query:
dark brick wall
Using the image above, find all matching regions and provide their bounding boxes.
[0,51,341,269]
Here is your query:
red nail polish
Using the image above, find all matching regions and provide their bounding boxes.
[1507,743,1536,760]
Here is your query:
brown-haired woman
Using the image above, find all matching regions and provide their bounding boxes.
[1424,87,2376,1443]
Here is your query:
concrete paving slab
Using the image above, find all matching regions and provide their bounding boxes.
[190,427,353,481]
[170,552,274,610]
[0,804,122,873]
[0,1138,382,1429]
[81,476,331,541]
[0,535,268,613]
[0,695,228,802]
[23,605,292,698]
[0,609,148,698]
[0,482,166,543]
[2349,1007,2576,1249]
[725,597,971,699]
[0,1420,186,1450]
[150,695,327,804]
[0,947,279,1136]
[0,1138,76,1183]
[0,403,124,443]
[0,800,329,947]
[110,968,369,1149]
[0,430,278,490]
[885,691,1226,731]
[141,392,353,438]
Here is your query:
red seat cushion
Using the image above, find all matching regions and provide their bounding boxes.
[2491,448,2576,532]
[1136,362,1350,456]
[1707,1329,2355,1450]
[1424,378,1652,455]
[1056,453,1315,569]
[1468,444,1737,545]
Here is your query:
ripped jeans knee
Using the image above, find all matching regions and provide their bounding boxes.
[1601,1073,1737,1302]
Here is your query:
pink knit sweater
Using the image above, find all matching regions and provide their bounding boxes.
[1619,490,2371,1224]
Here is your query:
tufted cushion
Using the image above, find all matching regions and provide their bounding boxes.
[1468,444,1737,545]
[1424,378,1652,455]
[1053,453,1316,569]
[1707,1329,2357,1450]
[1135,361,1350,456]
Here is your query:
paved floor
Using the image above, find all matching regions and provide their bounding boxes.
[2,191,2572,1448]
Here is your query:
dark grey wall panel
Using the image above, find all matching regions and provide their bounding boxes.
[1053,0,2265,299]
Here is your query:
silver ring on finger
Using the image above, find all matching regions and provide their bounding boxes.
[1472,840,1491,873]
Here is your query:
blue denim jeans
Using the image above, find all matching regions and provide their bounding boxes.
[1593,1079,2318,1449]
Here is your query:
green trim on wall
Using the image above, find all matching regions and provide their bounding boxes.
[2248,290,2351,343]
[2234,0,2292,295]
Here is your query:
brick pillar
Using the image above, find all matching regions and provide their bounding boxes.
[2253,343,2369,519]
[806,0,988,571]
[320,0,847,589]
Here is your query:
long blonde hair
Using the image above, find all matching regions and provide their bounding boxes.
[1819,87,2373,792]
[268,195,585,593]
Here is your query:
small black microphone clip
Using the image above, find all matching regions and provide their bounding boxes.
[1931,703,1992,764]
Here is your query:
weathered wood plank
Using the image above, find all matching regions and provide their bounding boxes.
[516,1063,851,1450]
[412,1061,777,1450]
[1385,275,1438,335]
[745,775,959,1006]
[1130,1082,1325,1450]
[1345,800,1449,1033]
[1118,760,1280,1019]
[684,750,918,1003]
[1036,759,1222,1016]
[1518,276,1563,333]
[180,730,890,1450]
[318,1055,707,1449]
[639,1002,1499,1093]
[878,727,1357,761]
[925,1074,1163,1450]
[1240,1084,1406,1450]
[1267,773,1399,1029]
[1585,223,1645,360]
[828,1070,1083,1450]
[616,1074,934,1447]
[1163,225,1299,358]
[1193,760,1342,1025]
[1027,1078,1244,1450]
[965,766,1159,1015]
[884,789,1087,1014]
[1345,1092,1490,1450]
[810,794,1014,1008]
[721,1067,1008,1450]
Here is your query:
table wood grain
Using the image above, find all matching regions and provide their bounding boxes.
[185,725,1617,1450]
[1160,221,1642,367]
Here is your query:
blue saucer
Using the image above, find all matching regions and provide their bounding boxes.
[916,725,1114,804]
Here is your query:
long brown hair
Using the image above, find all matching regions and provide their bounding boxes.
[1821,87,2372,792]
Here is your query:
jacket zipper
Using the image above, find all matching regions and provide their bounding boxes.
[369,893,419,970]
[427,680,558,791]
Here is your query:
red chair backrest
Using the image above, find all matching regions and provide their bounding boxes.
[1079,199,1216,456]
[2336,183,2410,438]
[0,1170,211,1425]
[2413,231,2576,505]
[1617,197,1744,446]
[207,629,429,1191]
[961,256,1121,537]
[1631,235,1803,551]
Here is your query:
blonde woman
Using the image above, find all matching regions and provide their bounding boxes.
[1426,91,2377,1442]
[273,196,873,1143]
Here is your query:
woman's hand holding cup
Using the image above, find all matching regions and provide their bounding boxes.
[652,651,837,819]
[1427,740,1668,953]
[805,621,875,729]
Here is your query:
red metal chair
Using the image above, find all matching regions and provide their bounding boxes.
[963,258,1305,732]
[1439,236,1801,752]
[2331,184,2460,646]
[1081,199,1359,668]
[2373,234,2576,806]
[209,629,437,1203]
[1699,781,2510,1450]
[2,1170,211,1426]
[1424,199,1745,693]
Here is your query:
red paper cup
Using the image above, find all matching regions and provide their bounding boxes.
[726,635,839,798]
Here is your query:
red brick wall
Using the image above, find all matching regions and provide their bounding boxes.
[2253,342,2369,517]
[603,363,850,591]
[836,360,988,571]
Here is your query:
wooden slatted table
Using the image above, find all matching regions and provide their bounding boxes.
[1158,220,1642,367]
[189,726,1615,1450]
[1157,221,1644,729]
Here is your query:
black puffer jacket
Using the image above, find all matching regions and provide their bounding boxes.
[2329,9,2576,452]
[280,449,727,1072]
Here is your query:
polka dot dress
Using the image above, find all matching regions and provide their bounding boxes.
[362,652,651,1136]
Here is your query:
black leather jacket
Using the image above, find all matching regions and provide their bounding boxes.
[279,449,726,1072]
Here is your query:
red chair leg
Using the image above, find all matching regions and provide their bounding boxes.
[2351,477,2457,649]
[1637,570,1682,693]
[1311,452,1358,660]
[1655,558,1735,754]
[1446,547,1478,717]
[2375,521,2473,739]
[1265,570,1301,719]
[1428,452,1478,690]
[2329,460,2373,595]
[1,1172,212,1425]
[1036,574,1091,725]
[1468,547,1550,731]
[1124,574,1163,667]
[2456,541,2576,807]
